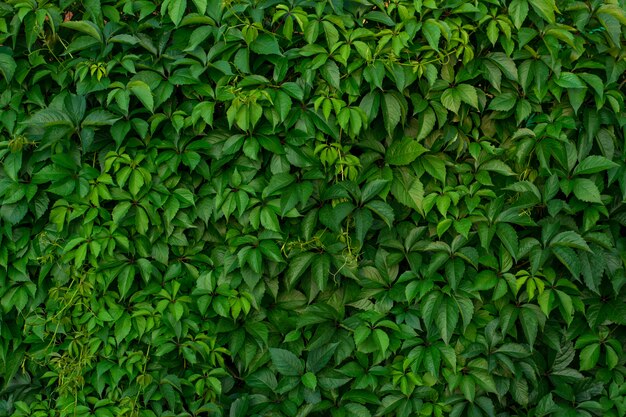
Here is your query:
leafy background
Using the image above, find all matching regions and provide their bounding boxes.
[1,0,626,416]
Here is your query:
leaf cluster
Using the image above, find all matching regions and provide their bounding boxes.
[0,0,626,417]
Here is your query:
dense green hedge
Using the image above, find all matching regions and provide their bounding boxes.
[1,0,626,416]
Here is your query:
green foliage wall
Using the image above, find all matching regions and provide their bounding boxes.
[1,0,626,416]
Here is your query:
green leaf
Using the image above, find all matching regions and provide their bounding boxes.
[572,178,602,203]
[251,34,282,55]
[382,93,402,136]
[127,81,154,113]
[360,179,389,204]
[260,206,280,232]
[422,19,441,50]
[321,60,341,90]
[301,372,317,390]
[495,343,531,358]
[528,0,558,23]
[112,202,132,224]
[488,93,517,111]
[436,297,459,345]
[550,231,590,252]
[192,0,207,14]
[286,252,315,288]
[61,20,103,42]
[552,246,581,279]
[422,154,446,183]
[373,329,389,355]
[1,201,27,224]
[311,253,331,290]
[488,52,518,81]
[579,73,604,97]
[365,200,395,228]
[0,53,17,82]
[555,72,586,89]
[510,0,529,28]
[269,348,304,376]
[229,397,249,417]
[386,137,427,166]
[579,344,600,371]
[114,315,132,344]
[472,270,498,291]
[460,377,475,402]
[416,107,436,140]
[454,218,472,240]
[497,223,519,259]
[82,110,121,126]
[480,159,515,176]
[3,152,21,182]
[281,82,304,101]
[520,307,539,347]
[319,202,354,232]
[174,188,195,206]
[441,88,461,113]
[263,173,295,198]
[573,155,619,175]
[363,11,394,26]
[273,90,292,122]
[168,0,186,26]
[456,84,478,109]
[390,169,424,212]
